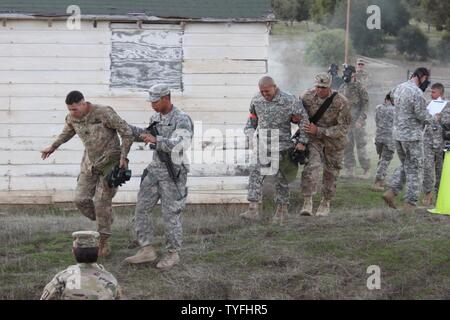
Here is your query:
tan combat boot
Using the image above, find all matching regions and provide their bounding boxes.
[300,196,313,216]
[422,193,433,207]
[239,202,260,221]
[98,233,111,258]
[402,202,416,214]
[124,245,158,264]
[342,168,355,178]
[156,251,180,270]
[315,199,331,217]
[272,204,288,225]
[382,189,397,209]
[360,169,371,179]
[372,179,385,192]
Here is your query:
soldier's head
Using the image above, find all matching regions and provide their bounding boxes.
[314,73,332,99]
[356,58,366,72]
[148,84,172,114]
[385,92,394,106]
[431,83,445,100]
[72,231,99,264]
[65,91,90,119]
[258,76,278,101]
[411,67,431,92]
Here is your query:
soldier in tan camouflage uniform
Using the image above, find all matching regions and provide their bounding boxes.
[124,84,193,270]
[40,231,122,300]
[373,93,396,191]
[422,83,448,206]
[240,76,309,224]
[355,58,370,90]
[383,68,432,212]
[41,91,133,257]
[300,73,352,216]
[339,65,371,178]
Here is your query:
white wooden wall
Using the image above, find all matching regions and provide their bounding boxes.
[0,20,269,204]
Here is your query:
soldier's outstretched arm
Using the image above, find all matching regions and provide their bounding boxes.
[102,107,134,161]
[292,99,309,145]
[414,93,432,124]
[156,115,194,153]
[41,116,76,160]
[40,273,65,300]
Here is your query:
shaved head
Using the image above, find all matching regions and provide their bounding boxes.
[258,76,276,88]
[258,76,278,101]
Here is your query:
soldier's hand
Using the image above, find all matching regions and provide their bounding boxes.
[304,123,318,136]
[140,133,156,144]
[40,146,56,160]
[435,113,442,122]
[119,157,129,169]
[295,143,306,151]
[355,121,363,129]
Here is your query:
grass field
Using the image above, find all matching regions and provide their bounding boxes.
[1,175,449,300]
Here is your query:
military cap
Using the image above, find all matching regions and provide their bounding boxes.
[314,73,331,88]
[147,84,171,102]
[357,58,366,65]
[72,231,100,248]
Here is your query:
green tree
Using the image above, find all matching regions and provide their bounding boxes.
[396,25,430,60]
[305,29,354,66]
[310,0,340,24]
[436,33,450,62]
[272,0,299,25]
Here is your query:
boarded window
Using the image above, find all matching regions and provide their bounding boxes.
[110,24,183,91]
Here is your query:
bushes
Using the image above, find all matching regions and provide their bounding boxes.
[304,29,354,66]
[435,33,450,63]
[396,26,429,60]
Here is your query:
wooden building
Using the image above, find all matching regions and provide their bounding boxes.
[0,0,274,204]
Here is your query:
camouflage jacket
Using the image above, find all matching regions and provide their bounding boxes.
[244,89,309,152]
[40,263,122,300]
[423,99,447,151]
[355,70,370,89]
[392,80,431,141]
[375,103,395,148]
[301,89,351,149]
[130,105,194,174]
[51,103,133,172]
[338,81,369,126]
[441,101,450,130]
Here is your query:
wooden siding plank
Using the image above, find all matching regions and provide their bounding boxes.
[183,74,263,86]
[0,44,110,58]
[184,23,268,35]
[0,30,111,44]
[183,34,268,47]
[0,71,110,84]
[0,21,110,31]
[183,59,267,74]
[0,84,110,97]
[0,57,110,71]
[183,47,268,60]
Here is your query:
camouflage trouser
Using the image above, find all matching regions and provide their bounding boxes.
[134,169,187,252]
[422,141,444,194]
[389,140,424,205]
[74,171,117,235]
[247,151,290,205]
[344,126,371,171]
[301,139,345,200]
[375,142,395,181]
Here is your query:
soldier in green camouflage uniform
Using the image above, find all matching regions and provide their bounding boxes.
[339,66,371,178]
[373,93,395,191]
[124,85,193,270]
[40,231,122,300]
[300,73,352,217]
[383,68,432,212]
[41,91,134,257]
[240,76,309,224]
[422,83,448,206]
